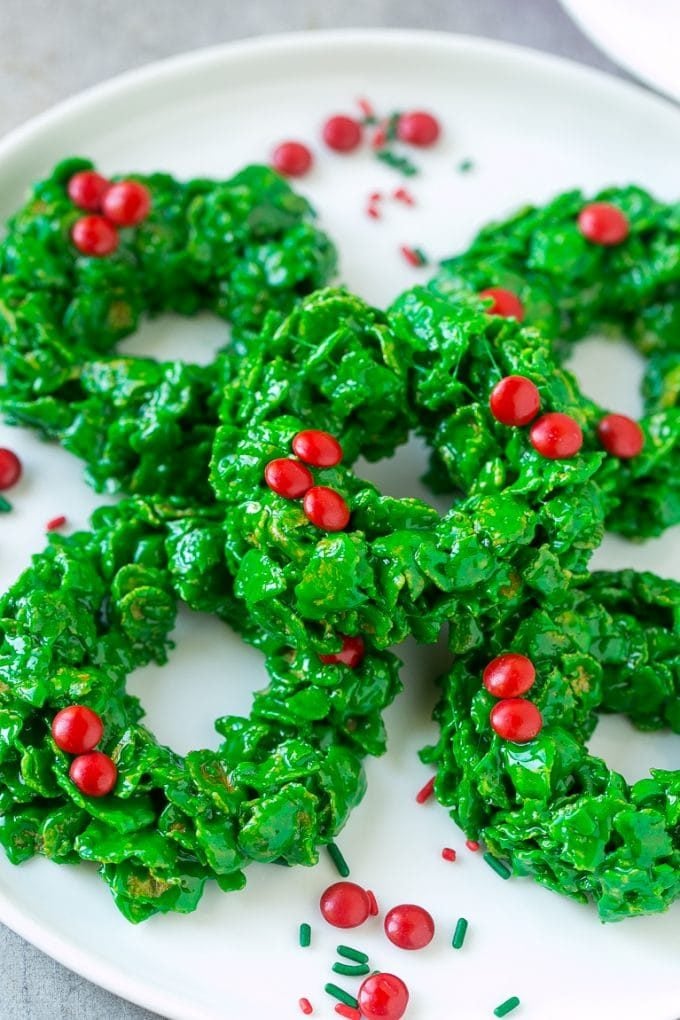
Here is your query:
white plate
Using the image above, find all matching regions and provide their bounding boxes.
[0,29,679,1020]
[559,0,680,102]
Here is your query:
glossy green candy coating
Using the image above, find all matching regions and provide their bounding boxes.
[429,185,680,537]
[0,159,336,499]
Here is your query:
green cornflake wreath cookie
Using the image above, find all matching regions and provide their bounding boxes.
[0,158,336,500]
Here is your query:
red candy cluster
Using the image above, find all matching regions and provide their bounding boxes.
[68,170,152,257]
[264,429,349,531]
[51,705,117,797]
[483,653,542,743]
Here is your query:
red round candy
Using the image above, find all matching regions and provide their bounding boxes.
[397,110,440,147]
[71,215,119,256]
[597,413,644,459]
[490,698,542,743]
[483,653,536,698]
[272,141,313,177]
[529,412,583,459]
[292,429,343,467]
[322,115,362,152]
[69,751,117,797]
[319,635,365,668]
[67,170,110,212]
[0,448,22,490]
[52,705,104,755]
[479,287,525,321]
[320,881,371,928]
[102,180,151,226]
[358,973,410,1020]
[489,375,540,426]
[303,486,350,531]
[384,903,435,950]
[577,202,629,246]
[264,458,313,499]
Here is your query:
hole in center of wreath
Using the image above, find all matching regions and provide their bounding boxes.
[118,310,230,366]
[586,713,679,785]
[564,333,645,420]
[126,606,269,755]
[357,433,452,515]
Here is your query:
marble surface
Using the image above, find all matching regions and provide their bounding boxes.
[0,1,638,1017]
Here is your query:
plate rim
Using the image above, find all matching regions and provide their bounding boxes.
[0,26,679,1020]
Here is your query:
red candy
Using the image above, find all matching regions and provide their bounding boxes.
[489,375,540,426]
[597,413,644,459]
[397,110,440,147]
[0,448,22,490]
[578,202,629,246]
[264,458,313,499]
[303,486,350,531]
[322,115,363,152]
[483,653,536,698]
[479,287,525,321]
[442,847,457,862]
[69,751,118,797]
[52,705,103,754]
[320,881,371,928]
[67,170,110,211]
[358,973,409,1020]
[529,412,583,458]
[102,180,151,226]
[490,698,542,743]
[384,903,435,950]
[292,429,343,467]
[319,635,365,668]
[272,141,313,177]
[71,215,119,256]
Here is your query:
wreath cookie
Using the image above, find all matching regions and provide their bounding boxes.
[0,158,336,500]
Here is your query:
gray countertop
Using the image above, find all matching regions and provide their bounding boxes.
[0,1,636,1017]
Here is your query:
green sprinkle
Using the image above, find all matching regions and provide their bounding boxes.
[332,961,370,977]
[457,157,475,173]
[385,111,401,142]
[299,922,311,947]
[327,841,350,877]
[337,945,369,964]
[494,995,520,1017]
[325,983,359,1009]
[0,496,12,513]
[412,247,429,266]
[452,916,468,949]
[376,149,419,177]
[483,852,512,880]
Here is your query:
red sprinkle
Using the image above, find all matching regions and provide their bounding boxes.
[102,180,151,226]
[264,458,313,499]
[357,97,375,119]
[490,698,543,743]
[69,751,117,797]
[442,847,457,862]
[483,653,536,699]
[67,170,110,212]
[335,1005,361,1020]
[489,376,541,427]
[397,110,440,147]
[370,192,383,202]
[479,287,525,321]
[465,839,480,852]
[302,486,350,531]
[415,776,436,804]
[0,448,22,490]
[400,245,424,268]
[597,413,644,458]
[320,635,365,668]
[299,998,314,1016]
[46,515,67,532]
[71,215,119,256]
[529,412,583,459]
[272,141,313,177]
[323,115,363,153]
[367,204,381,220]
[372,127,387,149]
[292,429,343,467]
[320,881,371,928]
[384,903,435,950]
[393,187,415,205]
[578,202,629,246]
[358,973,409,1020]
[367,889,379,916]
[52,705,104,755]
